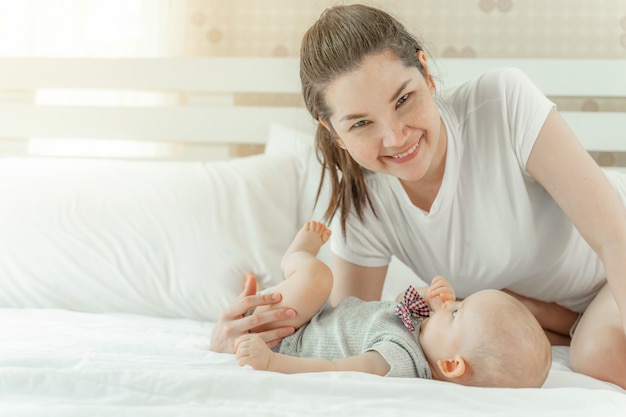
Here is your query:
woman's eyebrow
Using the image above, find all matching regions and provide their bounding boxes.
[339,79,413,122]
[340,112,368,122]
[389,79,410,103]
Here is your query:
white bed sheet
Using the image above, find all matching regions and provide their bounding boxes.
[0,308,624,417]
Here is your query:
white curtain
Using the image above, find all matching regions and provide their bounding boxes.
[0,0,187,158]
[0,0,184,57]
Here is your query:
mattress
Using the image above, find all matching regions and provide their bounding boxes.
[0,308,624,417]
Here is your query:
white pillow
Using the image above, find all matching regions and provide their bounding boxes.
[0,154,300,321]
[265,123,424,299]
[265,122,328,226]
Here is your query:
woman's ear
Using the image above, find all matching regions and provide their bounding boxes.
[417,50,436,94]
[436,356,467,379]
[318,117,331,132]
[318,117,347,149]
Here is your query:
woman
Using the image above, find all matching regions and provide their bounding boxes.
[212,4,626,388]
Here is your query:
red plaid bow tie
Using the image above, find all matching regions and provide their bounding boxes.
[394,285,431,332]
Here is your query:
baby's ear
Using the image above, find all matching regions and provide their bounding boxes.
[436,356,467,379]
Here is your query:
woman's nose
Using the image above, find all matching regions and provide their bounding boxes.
[383,125,406,147]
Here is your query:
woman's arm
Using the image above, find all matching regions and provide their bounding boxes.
[235,333,390,375]
[527,108,626,332]
[330,255,388,305]
[502,289,579,345]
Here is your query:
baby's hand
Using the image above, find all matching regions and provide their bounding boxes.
[426,275,456,310]
[235,333,274,370]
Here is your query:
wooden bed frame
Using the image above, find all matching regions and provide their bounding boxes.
[0,57,624,161]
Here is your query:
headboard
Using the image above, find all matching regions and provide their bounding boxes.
[0,57,625,164]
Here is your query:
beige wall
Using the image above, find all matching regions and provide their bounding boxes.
[183,0,626,58]
[184,0,626,162]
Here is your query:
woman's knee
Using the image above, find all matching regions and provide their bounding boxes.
[570,317,626,389]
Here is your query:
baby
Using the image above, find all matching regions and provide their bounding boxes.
[235,222,552,388]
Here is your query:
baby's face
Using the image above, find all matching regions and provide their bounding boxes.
[418,289,503,361]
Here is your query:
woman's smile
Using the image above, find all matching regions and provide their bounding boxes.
[386,136,422,163]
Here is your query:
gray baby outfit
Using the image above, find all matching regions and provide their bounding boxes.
[276,296,432,378]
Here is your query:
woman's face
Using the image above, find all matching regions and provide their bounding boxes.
[322,50,445,183]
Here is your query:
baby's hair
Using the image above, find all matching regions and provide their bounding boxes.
[463,291,552,388]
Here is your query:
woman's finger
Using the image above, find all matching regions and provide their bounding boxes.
[239,272,258,298]
[221,291,283,320]
[240,303,296,330]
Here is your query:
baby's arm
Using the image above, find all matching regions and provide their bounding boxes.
[235,334,389,375]
[395,275,456,311]
[425,275,455,310]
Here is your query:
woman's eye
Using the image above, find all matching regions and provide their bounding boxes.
[396,93,411,107]
[352,120,368,128]
[451,309,458,318]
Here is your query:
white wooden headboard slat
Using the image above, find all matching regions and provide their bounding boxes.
[433,59,626,97]
[563,112,626,152]
[0,58,302,94]
[0,104,622,151]
[1,58,624,97]
[0,104,314,143]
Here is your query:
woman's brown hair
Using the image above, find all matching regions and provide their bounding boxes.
[300,4,428,236]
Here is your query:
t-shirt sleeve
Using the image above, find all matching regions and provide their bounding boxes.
[498,68,556,171]
[329,196,393,268]
[368,338,431,378]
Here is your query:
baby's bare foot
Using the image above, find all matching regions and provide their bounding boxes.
[283,221,331,260]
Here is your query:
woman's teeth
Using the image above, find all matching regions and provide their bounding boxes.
[392,142,419,159]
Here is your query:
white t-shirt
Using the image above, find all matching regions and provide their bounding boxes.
[330,67,625,312]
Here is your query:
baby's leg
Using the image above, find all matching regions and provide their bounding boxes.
[251,221,333,333]
[281,221,332,276]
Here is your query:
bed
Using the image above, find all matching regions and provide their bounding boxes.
[0,57,625,416]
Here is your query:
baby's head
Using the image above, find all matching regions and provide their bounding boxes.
[419,289,551,388]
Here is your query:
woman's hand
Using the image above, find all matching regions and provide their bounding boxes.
[235,333,274,370]
[210,273,296,353]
